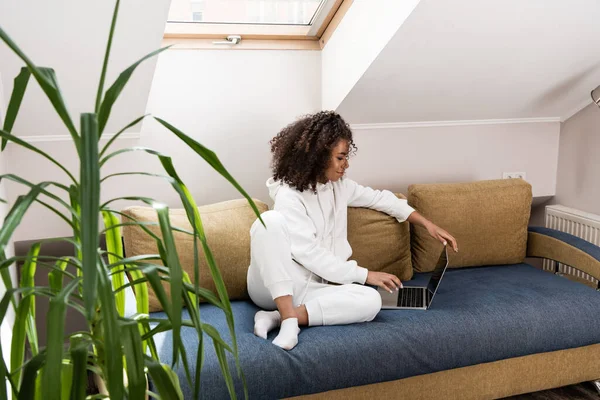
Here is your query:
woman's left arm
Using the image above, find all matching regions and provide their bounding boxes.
[407,211,459,252]
[344,178,459,252]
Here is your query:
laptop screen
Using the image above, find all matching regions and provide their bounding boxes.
[426,245,449,295]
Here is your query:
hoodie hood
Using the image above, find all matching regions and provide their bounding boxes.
[266,177,332,201]
[266,177,282,201]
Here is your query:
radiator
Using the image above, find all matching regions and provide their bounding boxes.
[543,205,600,286]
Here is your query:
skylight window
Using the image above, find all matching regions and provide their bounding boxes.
[164,0,348,45]
[168,0,324,25]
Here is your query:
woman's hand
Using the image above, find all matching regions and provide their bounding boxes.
[426,222,459,252]
[366,271,403,293]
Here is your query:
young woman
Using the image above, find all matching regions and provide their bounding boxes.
[247,111,458,350]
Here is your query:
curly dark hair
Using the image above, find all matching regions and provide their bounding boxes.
[270,111,358,193]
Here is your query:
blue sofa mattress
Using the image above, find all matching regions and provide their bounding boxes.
[151,264,600,399]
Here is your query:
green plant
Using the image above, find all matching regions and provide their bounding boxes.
[0,1,263,399]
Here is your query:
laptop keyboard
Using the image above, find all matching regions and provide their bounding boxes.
[397,287,425,308]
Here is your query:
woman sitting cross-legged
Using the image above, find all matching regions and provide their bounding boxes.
[247,111,458,350]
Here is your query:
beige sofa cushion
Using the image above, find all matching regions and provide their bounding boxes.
[407,179,532,272]
[122,199,269,312]
[347,193,413,281]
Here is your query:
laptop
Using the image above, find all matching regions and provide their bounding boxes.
[377,244,450,310]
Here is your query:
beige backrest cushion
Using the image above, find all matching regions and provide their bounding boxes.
[408,179,532,272]
[122,199,269,312]
[347,193,413,281]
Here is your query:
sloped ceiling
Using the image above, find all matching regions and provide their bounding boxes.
[337,0,600,124]
[0,0,170,136]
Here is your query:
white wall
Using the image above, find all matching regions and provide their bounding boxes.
[7,49,322,240]
[7,50,564,239]
[5,47,562,240]
[336,0,600,124]
[321,0,421,111]
[344,120,560,199]
[0,0,170,137]
[0,71,17,370]
[553,103,600,214]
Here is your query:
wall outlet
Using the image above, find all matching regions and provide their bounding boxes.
[502,172,526,180]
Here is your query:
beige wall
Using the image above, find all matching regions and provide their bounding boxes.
[345,121,560,199]
[553,103,600,214]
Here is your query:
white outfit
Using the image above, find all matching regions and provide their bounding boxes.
[247,177,415,326]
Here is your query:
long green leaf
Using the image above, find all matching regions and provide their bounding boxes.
[105,254,161,270]
[0,174,78,223]
[123,266,149,316]
[0,130,76,183]
[0,251,16,311]
[95,0,120,114]
[96,257,124,399]
[214,342,236,400]
[121,322,145,400]
[48,258,69,294]
[60,363,74,400]
[0,255,78,280]
[155,117,264,224]
[143,265,171,318]
[202,324,233,353]
[11,243,41,388]
[154,204,183,367]
[0,340,7,400]
[177,281,204,393]
[22,245,40,356]
[159,155,248,398]
[97,46,170,135]
[42,278,80,400]
[0,292,18,398]
[99,114,148,158]
[2,68,30,150]
[144,358,183,400]
[116,271,223,310]
[100,195,157,209]
[16,351,45,400]
[0,183,49,256]
[194,330,204,400]
[0,27,79,148]
[136,317,158,360]
[79,113,100,318]
[0,288,17,400]
[181,272,197,309]
[99,146,165,167]
[68,335,88,400]
[101,210,125,316]
[0,174,79,231]
[68,185,82,267]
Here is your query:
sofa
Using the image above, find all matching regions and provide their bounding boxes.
[122,178,600,399]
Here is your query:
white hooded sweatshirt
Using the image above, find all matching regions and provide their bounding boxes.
[267,177,415,285]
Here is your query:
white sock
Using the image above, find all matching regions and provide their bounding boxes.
[272,318,300,350]
[253,310,281,339]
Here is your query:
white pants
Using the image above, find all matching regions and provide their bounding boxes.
[246,210,382,326]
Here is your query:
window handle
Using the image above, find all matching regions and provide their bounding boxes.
[212,35,242,45]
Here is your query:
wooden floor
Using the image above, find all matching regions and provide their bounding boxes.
[505,382,600,399]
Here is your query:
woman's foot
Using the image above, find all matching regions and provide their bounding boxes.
[272,318,300,350]
[253,310,281,339]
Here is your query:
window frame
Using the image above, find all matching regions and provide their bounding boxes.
[163,0,352,50]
